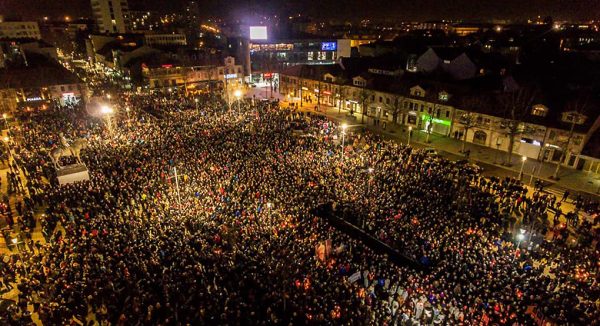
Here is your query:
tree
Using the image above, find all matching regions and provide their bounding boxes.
[498,87,538,166]
[386,95,404,125]
[458,112,480,153]
[335,77,349,114]
[358,88,372,124]
[552,94,590,179]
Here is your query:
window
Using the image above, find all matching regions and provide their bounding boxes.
[531,104,548,117]
[386,98,390,105]
[445,110,450,118]
[379,96,383,103]
[439,92,449,101]
[307,51,314,61]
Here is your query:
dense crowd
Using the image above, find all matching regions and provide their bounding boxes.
[0,92,598,325]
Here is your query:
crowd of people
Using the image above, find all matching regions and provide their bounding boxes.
[0,91,598,325]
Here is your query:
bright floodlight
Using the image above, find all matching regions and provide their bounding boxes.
[409,126,413,131]
[234,90,242,98]
[2,113,6,119]
[101,106,114,115]
[341,123,348,131]
[516,234,525,241]
[522,156,527,162]
[106,94,111,99]
[519,228,526,234]
[368,167,374,173]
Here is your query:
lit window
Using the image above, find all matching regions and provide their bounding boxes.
[531,105,548,117]
[439,92,449,101]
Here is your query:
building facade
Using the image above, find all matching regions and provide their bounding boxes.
[279,66,598,170]
[144,33,187,47]
[0,21,41,40]
[91,0,130,34]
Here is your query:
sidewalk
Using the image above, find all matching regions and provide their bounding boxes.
[285,100,600,199]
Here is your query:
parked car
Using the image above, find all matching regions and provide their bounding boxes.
[455,159,483,173]
[423,148,439,156]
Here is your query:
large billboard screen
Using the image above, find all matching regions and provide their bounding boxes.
[249,26,268,40]
[321,42,337,51]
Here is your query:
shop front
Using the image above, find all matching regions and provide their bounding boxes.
[421,114,451,136]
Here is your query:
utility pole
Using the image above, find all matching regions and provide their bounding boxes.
[167,166,182,206]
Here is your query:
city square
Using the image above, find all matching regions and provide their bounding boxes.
[1,0,599,325]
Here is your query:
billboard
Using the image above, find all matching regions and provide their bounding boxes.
[249,26,268,40]
[321,42,337,51]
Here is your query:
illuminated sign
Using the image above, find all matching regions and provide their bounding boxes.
[421,114,451,126]
[161,64,173,68]
[323,91,332,95]
[321,42,337,51]
[301,87,308,90]
[26,97,42,102]
[249,26,268,40]
[224,73,238,79]
[263,73,273,78]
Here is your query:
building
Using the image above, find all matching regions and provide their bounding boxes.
[91,0,130,34]
[0,53,86,113]
[0,19,41,40]
[248,38,351,84]
[142,56,243,95]
[280,60,600,169]
[144,33,187,47]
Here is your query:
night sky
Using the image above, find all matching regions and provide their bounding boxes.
[1,0,599,21]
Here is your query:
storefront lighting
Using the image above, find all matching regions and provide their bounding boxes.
[421,114,451,126]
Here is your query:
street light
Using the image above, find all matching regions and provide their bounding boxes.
[101,105,114,134]
[2,113,7,129]
[341,124,348,161]
[194,98,199,115]
[518,156,527,180]
[408,126,413,146]
[234,90,242,115]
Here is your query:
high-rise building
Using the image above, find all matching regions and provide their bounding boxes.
[91,0,130,34]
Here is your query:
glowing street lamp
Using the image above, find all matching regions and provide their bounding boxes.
[408,126,413,146]
[518,156,527,180]
[234,89,242,115]
[2,113,7,129]
[101,105,114,134]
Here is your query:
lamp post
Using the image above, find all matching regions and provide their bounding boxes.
[341,124,347,161]
[194,98,199,115]
[101,105,114,134]
[125,106,130,121]
[2,113,7,130]
[234,89,242,116]
[518,156,527,180]
[408,126,413,146]
[3,136,10,160]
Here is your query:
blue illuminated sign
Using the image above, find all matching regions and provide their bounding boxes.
[321,42,337,51]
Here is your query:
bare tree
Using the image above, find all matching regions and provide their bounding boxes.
[552,94,590,179]
[458,112,480,153]
[358,88,372,124]
[498,87,538,166]
[385,94,404,125]
[335,77,349,114]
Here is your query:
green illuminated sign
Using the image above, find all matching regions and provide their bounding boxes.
[422,114,451,126]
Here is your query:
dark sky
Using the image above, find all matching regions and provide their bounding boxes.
[1,0,599,21]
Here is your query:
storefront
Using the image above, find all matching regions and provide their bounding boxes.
[421,114,451,136]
